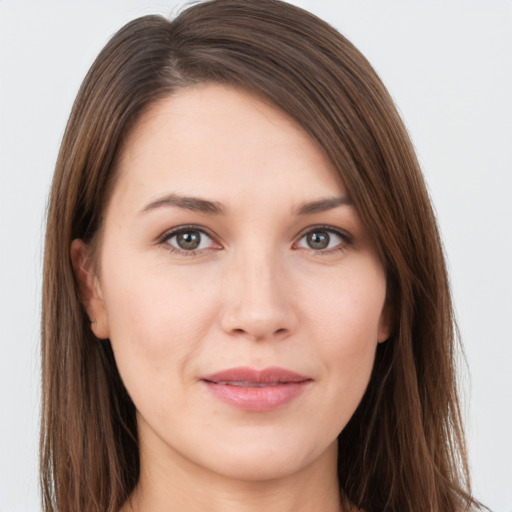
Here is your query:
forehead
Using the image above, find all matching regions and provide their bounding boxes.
[111,83,346,215]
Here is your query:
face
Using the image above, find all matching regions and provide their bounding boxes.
[73,84,390,483]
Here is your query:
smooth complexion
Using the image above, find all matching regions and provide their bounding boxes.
[72,84,390,512]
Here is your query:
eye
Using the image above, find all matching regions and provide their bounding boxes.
[161,226,219,254]
[295,227,350,252]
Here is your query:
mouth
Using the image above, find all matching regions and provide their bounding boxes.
[201,366,312,411]
[212,381,288,387]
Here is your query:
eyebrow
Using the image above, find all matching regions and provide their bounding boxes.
[140,193,224,215]
[139,193,352,216]
[296,196,353,215]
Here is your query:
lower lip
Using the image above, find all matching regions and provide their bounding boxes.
[202,381,310,411]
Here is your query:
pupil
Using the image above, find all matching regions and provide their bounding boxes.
[177,231,201,250]
[307,231,329,250]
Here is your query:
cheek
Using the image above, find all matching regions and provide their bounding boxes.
[302,262,386,407]
[98,254,222,398]
[305,262,386,346]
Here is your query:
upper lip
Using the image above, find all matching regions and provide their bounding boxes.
[201,366,311,384]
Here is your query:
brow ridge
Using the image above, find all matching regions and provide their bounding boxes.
[141,193,351,216]
[296,196,353,215]
[141,193,224,215]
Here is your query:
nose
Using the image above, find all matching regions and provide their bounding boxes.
[219,248,297,342]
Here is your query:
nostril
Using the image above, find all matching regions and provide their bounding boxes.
[228,326,289,341]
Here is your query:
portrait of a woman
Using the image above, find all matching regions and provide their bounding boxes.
[25,0,506,511]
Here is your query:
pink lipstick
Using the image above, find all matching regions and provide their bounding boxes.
[201,366,311,411]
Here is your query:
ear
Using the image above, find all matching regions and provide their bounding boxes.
[70,239,110,339]
[377,300,393,344]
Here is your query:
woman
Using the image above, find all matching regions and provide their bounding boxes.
[40,1,484,511]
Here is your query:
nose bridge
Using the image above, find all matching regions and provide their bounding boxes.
[241,243,276,296]
[221,240,295,340]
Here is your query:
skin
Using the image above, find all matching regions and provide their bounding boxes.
[72,84,390,512]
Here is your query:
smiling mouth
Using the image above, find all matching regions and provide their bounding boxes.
[201,366,312,411]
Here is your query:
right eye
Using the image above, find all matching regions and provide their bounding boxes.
[161,227,219,255]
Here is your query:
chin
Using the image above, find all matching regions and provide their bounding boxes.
[192,433,338,483]
[203,454,309,482]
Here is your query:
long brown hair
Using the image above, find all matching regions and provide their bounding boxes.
[41,1,482,510]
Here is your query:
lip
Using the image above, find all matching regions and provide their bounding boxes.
[201,366,312,411]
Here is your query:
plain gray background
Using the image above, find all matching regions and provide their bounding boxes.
[1,1,511,511]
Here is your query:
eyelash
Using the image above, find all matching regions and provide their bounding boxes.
[294,225,353,255]
[158,224,352,257]
[158,225,218,257]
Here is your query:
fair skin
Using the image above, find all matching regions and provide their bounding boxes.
[72,84,389,512]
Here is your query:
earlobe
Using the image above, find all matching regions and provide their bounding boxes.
[377,301,393,343]
[70,239,110,339]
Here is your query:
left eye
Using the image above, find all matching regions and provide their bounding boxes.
[295,228,347,251]
[163,228,216,252]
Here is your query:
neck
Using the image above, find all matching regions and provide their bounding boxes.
[122,440,343,512]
